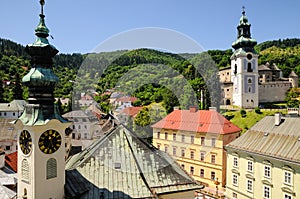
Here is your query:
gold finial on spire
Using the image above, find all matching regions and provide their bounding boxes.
[40,0,45,15]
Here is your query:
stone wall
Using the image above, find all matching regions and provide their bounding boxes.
[259,82,291,103]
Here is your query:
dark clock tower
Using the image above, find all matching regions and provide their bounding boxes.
[15,1,70,198]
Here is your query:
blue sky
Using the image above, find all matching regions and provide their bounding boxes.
[1,1,299,54]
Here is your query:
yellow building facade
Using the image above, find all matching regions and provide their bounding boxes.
[152,108,241,194]
[226,114,300,199]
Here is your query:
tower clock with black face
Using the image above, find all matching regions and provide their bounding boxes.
[38,129,62,154]
[19,130,32,155]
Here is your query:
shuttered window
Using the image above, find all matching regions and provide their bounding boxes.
[47,158,57,179]
[22,159,30,182]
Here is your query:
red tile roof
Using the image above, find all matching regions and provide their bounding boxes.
[120,106,143,117]
[115,96,137,103]
[5,151,17,172]
[152,109,241,134]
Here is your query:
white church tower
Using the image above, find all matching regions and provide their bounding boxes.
[231,7,259,108]
[15,1,71,198]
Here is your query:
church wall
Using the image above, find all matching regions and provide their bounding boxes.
[259,82,291,103]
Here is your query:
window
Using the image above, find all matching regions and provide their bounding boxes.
[233,192,237,199]
[191,135,194,144]
[200,137,205,145]
[233,157,238,167]
[232,174,238,186]
[190,166,194,175]
[264,165,271,178]
[164,132,168,140]
[200,152,205,161]
[211,154,216,164]
[284,194,292,199]
[211,138,216,147]
[200,169,204,178]
[247,179,253,192]
[172,147,177,156]
[247,160,253,172]
[13,112,15,116]
[157,131,160,139]
[78,125,81,130]
[248,86,252,93]
[47,158,57,179]
[164,145,168,153]
[284,171,292,185]
[21,159,30,181]
[263,185,270,199]
[5,145,10,151]
[211,171,216,180]
[84,125,87,129]
[173,133,176,141]
[4,112,6,116]
[247,62,252,72]
[234,64,237,75]
[248,78,252,84]
[181,149,185,157]
[181,135,185,142]
[190,151,195,159]
[181,164,185,169]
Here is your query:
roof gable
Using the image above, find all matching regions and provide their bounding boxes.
[65,125,202,198]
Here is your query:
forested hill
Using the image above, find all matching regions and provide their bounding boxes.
[255,38,300,52]
[1,37,300,107]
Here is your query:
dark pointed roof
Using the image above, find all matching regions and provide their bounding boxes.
[65,124,203,198]
[289,71,298,77]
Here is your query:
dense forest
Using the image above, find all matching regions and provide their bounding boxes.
[1,37,300,111]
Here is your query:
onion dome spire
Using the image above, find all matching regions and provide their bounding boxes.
[231,6,257,57]
[19,0,66,125]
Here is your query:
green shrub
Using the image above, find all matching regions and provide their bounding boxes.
[240,109,247,118]
[255,107,262,114]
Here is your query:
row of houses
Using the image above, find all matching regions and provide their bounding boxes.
[151,107,300,199]
[2,96,300,198]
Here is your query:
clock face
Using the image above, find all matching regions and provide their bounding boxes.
[38,130,62,154]
[19,130,32,155]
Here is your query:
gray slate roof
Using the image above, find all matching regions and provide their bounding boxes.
[65,125,202,199]
[0,100,27,112]
[226,116,300,164]
[0,119,16,141]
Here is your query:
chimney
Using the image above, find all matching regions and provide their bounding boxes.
[189,106,198,113]
[0,149,5,169]
[173,106,180,110]
[274,112,282,126]
[209,107,217,111]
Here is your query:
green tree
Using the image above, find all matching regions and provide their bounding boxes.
[0,71,4,102]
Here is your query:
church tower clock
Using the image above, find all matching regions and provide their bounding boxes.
[15,1,70,198]
[231,7,259,108]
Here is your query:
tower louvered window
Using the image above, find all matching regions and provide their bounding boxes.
[22,159,30,182]
[47,158,57,179]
